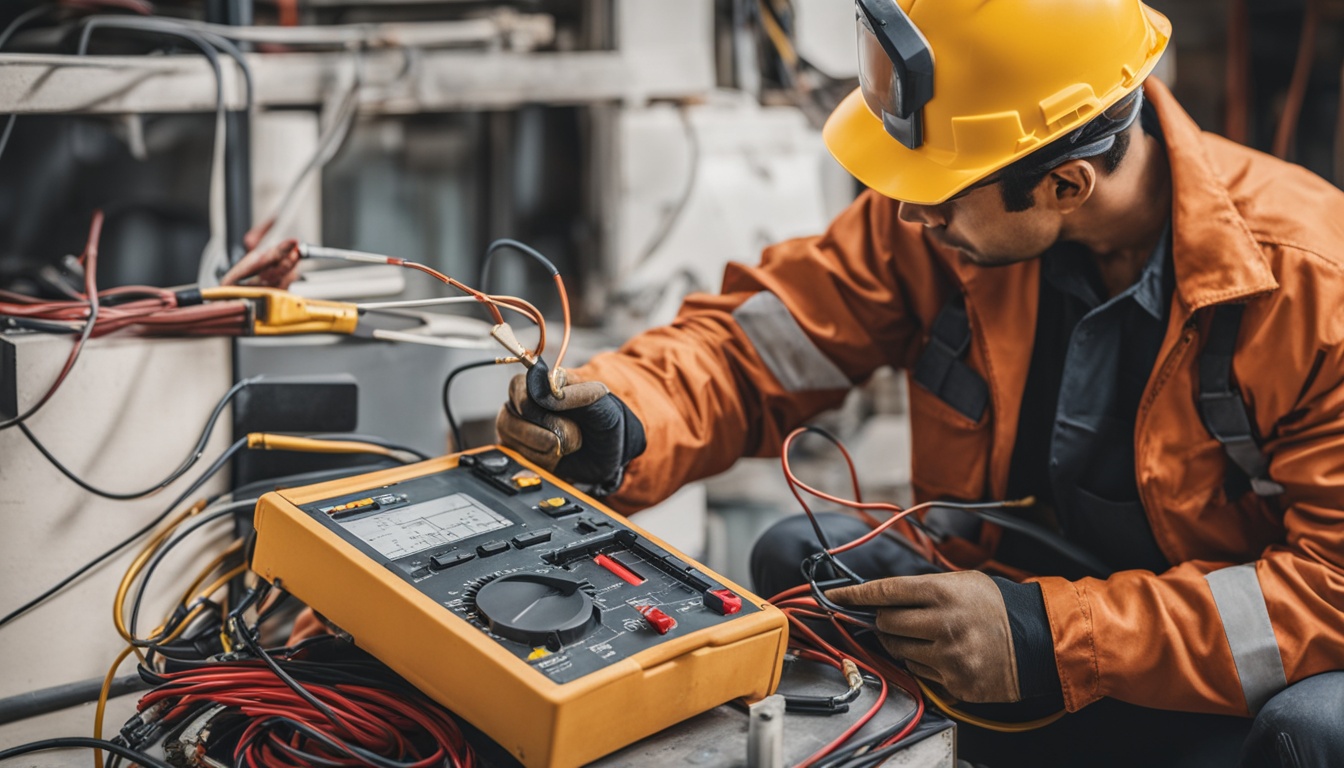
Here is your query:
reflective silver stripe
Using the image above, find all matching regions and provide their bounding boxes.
[1205,563,1288,714]
[732,292,849,392]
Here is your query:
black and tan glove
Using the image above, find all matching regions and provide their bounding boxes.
[495,360,646,496]
[827,570,1022,703]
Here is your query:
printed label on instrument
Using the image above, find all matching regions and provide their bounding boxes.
[340,492,513,559]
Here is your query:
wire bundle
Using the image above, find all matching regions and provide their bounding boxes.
[136,652,476,768]
[772,425,1065,754]
[308,239,571,375]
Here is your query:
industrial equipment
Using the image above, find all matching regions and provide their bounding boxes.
[250,446,789,768]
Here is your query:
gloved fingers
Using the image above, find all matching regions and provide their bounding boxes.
[874,633,934,665]
[549,380,610,410]
[508,373,532,413]
[495,401,585,469]
[508,375,583,447]
[899,657,946,688]
[496,409,562,471]
[525,362,608,411]
[872,606,944,642]
[875,634,941,679]
[826,575,937,608]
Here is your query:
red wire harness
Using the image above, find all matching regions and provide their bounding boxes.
[140,662,477,768]
[780,427,948,566]
[772,425,1051,755]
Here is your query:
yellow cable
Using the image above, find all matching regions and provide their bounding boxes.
[113,501,208,653]
[174,540,244,609]
[147,564,249,643]
[93,644,137,768]
[757,0,798,68]
[247,433,394,457]
[916,678,1065,733]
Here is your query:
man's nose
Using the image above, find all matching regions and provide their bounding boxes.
[897,202,947,228]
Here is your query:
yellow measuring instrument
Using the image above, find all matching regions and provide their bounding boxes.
[250,446,788,768]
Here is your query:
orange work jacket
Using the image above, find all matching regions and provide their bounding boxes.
[577,78,1344,718]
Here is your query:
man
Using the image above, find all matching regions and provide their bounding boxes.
[496,1,1344,765]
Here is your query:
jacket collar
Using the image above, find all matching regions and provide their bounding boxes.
[942,79,1276,312]
[1145,78,1277,312]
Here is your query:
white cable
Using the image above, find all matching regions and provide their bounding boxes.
[356,297,480,310]
[256,53,363,252]
[368,329,491,348]
[299,244,393,264]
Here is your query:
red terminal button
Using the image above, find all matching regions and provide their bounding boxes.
[637,605,677,635]
[707,588,742,615]
[595,554,645,586]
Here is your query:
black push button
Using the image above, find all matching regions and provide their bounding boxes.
[478,454,510,475]
[512,530,553,549]
[541,502,583,518]
[574,516,614,534]
[477,540,510,557]
[430,551,475,571]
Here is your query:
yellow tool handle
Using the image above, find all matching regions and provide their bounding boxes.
[201,287,359,336]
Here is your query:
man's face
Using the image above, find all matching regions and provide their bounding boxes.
[897,181,1061,267]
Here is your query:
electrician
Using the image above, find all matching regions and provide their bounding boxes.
[496,1,1344,765]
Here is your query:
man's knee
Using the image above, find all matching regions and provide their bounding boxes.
[1241,672,1344,768]
[749,512,936,599]
[749,513,863,599]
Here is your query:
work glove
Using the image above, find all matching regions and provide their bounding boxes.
[495,360,646,495]
[827,570,1021,704]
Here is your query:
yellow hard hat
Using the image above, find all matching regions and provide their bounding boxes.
[824,0,1171,205]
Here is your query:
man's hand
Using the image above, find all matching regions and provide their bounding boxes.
[827,570,1021,703]
[495,360,646,495]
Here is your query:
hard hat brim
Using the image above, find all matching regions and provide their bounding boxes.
[825,5,1171,206]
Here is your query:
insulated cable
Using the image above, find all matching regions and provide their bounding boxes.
[15,376,256,499]
[480,238,572,394]
[0,437,246,631]
[0,737,174,768]
[914,678,1064,733]
[0,211,104,431]
[778,425,1069,736]
[442,358,501,451]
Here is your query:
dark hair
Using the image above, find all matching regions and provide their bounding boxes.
[997,91,1141,213]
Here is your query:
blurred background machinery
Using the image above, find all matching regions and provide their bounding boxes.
[1,0,1343,756]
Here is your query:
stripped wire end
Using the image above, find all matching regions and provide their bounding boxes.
[842,658,863,691]
[548,366,568,399]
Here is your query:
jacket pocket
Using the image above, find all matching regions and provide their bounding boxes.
[908,378,991,501]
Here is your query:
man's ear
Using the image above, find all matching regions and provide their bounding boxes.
[1039,159,1096,214]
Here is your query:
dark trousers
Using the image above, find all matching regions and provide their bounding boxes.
[749,512,1344,768]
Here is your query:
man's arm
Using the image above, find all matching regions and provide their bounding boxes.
[563,190,937,513]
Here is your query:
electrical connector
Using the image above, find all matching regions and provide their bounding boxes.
[490,323,536,367]
[200,287,358,336]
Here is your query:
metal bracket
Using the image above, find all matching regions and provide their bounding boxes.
[747,694,785,768]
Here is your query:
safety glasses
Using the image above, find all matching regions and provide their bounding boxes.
[855,0,934,150]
